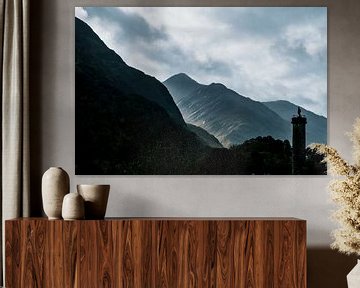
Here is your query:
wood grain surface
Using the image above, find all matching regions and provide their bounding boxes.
[6,218,306,287]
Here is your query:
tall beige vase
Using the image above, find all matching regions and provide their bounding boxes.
[42,167,70,219]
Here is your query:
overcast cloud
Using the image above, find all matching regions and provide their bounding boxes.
[75,7,327,116]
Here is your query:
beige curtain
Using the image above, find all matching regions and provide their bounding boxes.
[0,0,30,284]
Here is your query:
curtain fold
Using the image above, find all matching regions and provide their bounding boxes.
[0,0,30,284]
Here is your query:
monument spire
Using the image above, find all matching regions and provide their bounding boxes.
[292,107,307,174]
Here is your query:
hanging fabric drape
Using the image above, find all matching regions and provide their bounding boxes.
[0,0,30,284]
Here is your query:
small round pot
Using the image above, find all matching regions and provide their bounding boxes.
[77,184,110,219]
[62,192,85,220]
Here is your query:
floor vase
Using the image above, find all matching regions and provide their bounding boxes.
[347,260,360,288]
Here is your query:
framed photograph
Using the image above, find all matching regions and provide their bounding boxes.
[75,7,327,175]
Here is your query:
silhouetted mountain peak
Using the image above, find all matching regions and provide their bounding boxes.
[164,73,199,85]
[163,73,203,101]
[75,17,126,65]
[76,17,185,125]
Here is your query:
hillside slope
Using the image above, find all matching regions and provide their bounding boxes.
[164,73,290,146]
[75,18,207,174]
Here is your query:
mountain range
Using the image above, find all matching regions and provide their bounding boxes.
[75,17,326,175]
[164,73,326,147]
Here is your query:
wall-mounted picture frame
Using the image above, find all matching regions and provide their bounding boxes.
[75,7,327,175]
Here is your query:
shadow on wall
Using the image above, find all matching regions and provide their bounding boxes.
[308,248,357,288]
[29,0,48,216]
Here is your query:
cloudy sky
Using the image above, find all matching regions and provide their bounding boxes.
[75,7,327,116]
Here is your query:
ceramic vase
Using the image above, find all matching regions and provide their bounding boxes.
[42,167,70,219]
[77,184,110,219]
[62,192,85,220]
[347,259,360,288]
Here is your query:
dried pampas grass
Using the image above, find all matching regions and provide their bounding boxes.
[311,118,360,256]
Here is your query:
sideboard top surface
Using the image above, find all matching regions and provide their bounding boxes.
[6,217,305,222]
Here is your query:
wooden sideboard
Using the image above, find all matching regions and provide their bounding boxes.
[5,218,306,287]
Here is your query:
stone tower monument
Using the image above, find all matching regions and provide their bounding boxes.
[292,107,307,174]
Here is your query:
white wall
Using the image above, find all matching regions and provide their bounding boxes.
[30,0,360,247]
